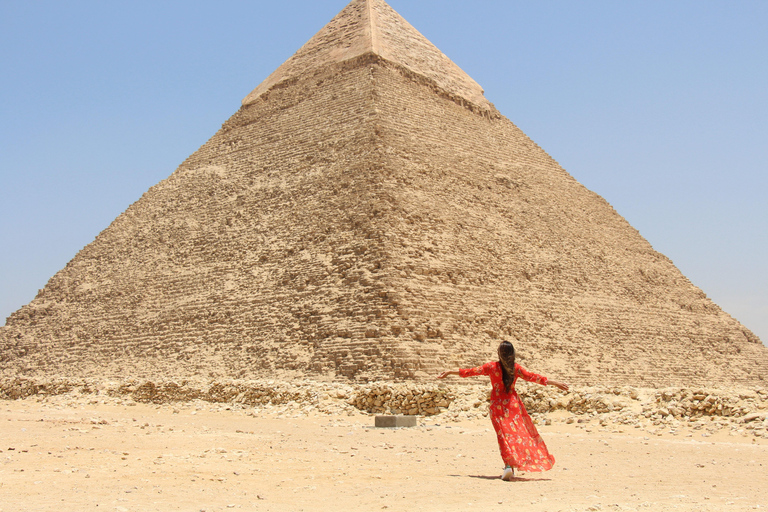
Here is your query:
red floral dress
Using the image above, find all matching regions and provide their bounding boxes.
[459,361,555,472]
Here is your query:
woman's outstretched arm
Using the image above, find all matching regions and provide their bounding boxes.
[440,363,495,379]
[547,380,569,392]
[517,365,569,391]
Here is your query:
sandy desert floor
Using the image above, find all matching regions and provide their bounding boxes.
[1,397,766,512]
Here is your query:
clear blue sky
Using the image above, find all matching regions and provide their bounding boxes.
[1,1,766,346]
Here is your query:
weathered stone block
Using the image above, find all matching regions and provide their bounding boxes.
[375,415,417,428]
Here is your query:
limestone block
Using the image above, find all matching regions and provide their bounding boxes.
[375,415,417,428]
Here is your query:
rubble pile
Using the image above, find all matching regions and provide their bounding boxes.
[651,387,766,419]
[348,383,454,416]
[1,376,766,437]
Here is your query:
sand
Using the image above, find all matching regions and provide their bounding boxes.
[1,397,766,512]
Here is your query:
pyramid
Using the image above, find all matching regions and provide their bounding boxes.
[1,0,766,386]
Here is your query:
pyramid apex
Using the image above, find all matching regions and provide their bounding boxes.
[242,0,491,111]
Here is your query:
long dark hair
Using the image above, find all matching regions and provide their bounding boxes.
[497,341,516,393]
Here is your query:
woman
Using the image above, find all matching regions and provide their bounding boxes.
[438,341,569,480]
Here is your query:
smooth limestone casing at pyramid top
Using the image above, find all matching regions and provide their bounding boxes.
[1,0,766,386]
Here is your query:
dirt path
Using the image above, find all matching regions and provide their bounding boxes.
[1,398,766,511]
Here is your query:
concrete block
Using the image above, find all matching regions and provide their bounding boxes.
[375,415,417,428]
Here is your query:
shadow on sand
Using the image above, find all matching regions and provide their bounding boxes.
[452,474,552,482]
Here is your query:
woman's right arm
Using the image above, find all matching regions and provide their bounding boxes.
[439,362,493,379]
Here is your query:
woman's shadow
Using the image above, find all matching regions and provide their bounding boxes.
[453,474,552,482]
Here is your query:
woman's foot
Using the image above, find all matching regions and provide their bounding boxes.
[501,466,514,481]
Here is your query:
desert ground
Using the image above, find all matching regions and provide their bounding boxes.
[1,393,766,512]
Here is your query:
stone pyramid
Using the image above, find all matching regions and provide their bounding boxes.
[2,0,766,386]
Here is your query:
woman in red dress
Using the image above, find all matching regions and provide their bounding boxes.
[438,341,569,480]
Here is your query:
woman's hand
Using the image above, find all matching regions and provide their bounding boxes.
[437,370,458,379]
[549,380,569,392]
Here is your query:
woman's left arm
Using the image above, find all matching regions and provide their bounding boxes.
[547,380,569,392]
[517,366,569,391]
